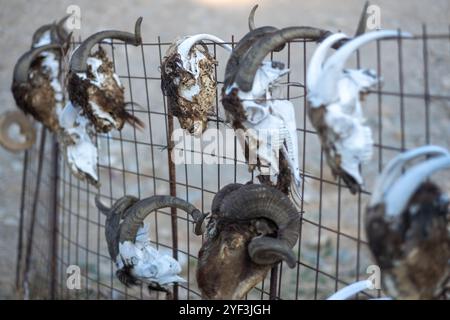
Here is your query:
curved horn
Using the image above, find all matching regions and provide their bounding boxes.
[0,111,36,152]
[95,195,139,217]
[248,236,297,268]
[224,26,278,88]
[310,30,412,104]
[354,1,370,37]
[57,14,72,40]
[325,2,370,51]
[70,17,143,73]
[234,26,332,92]
[248,5,258,31]
[13,44,61,84]
[119,196,207,244]
[307,32,348,92]
[384,155,450,217]
[327,280,372,300]
[219,184,299,267]
[96,195,139,261]
[31,24,53,47]
[95,196,111,215]
[50,15,72,46]
[211,183,243,214]
[177,34,232,60]
[322,30,412,86]
[370,145,450,206]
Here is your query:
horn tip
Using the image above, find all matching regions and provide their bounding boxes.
[135,17,143,44]
[136,16,143,29]
[95,195,111,215]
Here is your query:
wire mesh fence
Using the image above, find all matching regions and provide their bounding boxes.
[15,27,450,300]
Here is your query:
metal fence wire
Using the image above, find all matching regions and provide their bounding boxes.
[15,27,450,300]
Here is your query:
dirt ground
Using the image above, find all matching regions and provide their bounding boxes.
[0,0,449,299]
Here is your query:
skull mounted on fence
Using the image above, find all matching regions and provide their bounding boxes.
[366,146,450,299]
[161,34,231,136]
[96,194,207,297]
[67,17,144,133]
[196,183,300,299]
[5,16,72,152]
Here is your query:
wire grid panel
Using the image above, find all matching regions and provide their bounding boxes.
[19,28,450,300]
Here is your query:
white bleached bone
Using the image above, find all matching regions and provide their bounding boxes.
[384,155,450,217]
[177,33,232,75]
[59,102,98,183]
[327,280,392,300]
[370,145,450,206]
[117,223,186,286]
[228,61,301,188]
[307,30,412,188]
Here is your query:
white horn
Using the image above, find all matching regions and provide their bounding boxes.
[177,34,232,58]
[306,32,348,92]
[384,155,450,217]
[327,280,372,300]
[370,145,450,206]
[324,30,412,74]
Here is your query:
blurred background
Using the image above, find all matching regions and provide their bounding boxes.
[0,0,449,299]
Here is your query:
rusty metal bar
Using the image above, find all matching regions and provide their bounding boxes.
[167,110,179,300]
[15,149,29,293]
[49,135,59,299]
[158,35,179,300]
[22,126,46,299]
[269,265,279,300]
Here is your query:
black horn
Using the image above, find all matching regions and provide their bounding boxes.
[234,26,330,92]
[224,27,278,88]
[95,195,139,261]
[219,184,300,268]
[248,5,258,31]
[70,17,143,73]
[211,183,244,214]
[119,196,207,245]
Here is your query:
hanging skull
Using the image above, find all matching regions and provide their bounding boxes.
[67,17,144,133]
[6,16,72,153]
[161,34,231,136]
[96,194,206,296]
[197,183,300,299]
[222,6,336,196]
[306,30,412,194]
[366,146,450,299]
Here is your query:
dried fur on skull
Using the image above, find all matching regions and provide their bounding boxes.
[161,38,218,136]
[12,42,65,133]
[12,60,59,132]
[197,219,273,300]
[68,46,143,133]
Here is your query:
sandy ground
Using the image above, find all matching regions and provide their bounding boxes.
[0,0,449,299]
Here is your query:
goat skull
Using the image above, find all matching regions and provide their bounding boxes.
[366,146,450,299]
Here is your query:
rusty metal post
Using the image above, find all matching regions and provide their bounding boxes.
[15,150,29,293]
[49,135,59,299]
[22,126,46,299]
[269,265,279,300]
[167,93,179,301]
